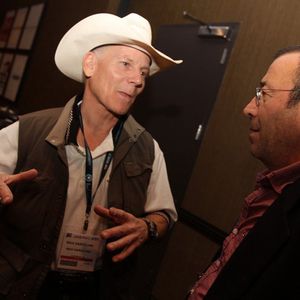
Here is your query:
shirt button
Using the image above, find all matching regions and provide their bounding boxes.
[232,228,239,235]
[215,259,221,267]
[41,243,48,250]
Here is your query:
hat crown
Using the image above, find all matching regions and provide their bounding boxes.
[123,13,152,44]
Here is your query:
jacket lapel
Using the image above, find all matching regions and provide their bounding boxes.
[206,179,300,299]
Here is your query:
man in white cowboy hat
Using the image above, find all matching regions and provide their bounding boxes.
[0,13,182,299]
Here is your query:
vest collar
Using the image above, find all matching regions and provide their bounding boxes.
[45,96,145,148]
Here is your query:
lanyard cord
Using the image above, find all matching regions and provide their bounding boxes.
[77,101,124,231]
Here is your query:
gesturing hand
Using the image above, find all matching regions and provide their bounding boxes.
[0,169,38,205]
[94,205,148,263]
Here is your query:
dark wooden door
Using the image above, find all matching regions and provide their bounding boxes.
[131,22,240,299]
[133,22,239,205]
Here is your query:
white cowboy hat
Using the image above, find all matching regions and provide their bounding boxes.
[54,13,182,82]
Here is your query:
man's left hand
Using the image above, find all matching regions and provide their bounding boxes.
[94,205,148,262]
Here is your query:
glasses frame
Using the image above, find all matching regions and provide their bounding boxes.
[255,87,297,106]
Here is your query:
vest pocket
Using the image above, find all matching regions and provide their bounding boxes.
[123,162,152,177]
[120,162,152,215]
[8,175,53,231]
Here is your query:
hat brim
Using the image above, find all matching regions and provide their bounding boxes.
[54,14,182,82]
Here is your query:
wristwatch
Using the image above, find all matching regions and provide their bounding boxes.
[142,218,159,240]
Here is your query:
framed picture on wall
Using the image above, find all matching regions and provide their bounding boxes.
[0,53,14,95]
[19,3,44,50]
[0,10,16,49]
[0,2,45,103]
[7,7,28,49]
[4,54,28,101]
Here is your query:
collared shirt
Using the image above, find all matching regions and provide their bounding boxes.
[188,161,300,300]
[0,119,177,269]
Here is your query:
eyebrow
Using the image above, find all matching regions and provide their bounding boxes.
[123,56,150,73]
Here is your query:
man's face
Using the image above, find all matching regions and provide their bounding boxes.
[243,52,300,170]
[84,45,150,116]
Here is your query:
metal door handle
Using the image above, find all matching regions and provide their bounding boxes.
[195,124,203,140]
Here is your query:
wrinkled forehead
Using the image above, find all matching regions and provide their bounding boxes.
[91,44,152,65]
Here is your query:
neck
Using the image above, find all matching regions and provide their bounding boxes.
[263,154,300,172]
[77,100,119,151]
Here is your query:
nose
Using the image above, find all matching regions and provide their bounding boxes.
[243,96,257,118]
[129,70,144,88]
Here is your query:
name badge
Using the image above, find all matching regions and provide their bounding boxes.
[57,231,101,272]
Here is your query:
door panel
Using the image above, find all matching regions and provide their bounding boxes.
[133,22,239,205]
[131,23,239,299]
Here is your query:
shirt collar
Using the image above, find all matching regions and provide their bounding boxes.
[66,94,128,147]
[256,161,300,194]
[66,94,82,145]
[75,129,114,159]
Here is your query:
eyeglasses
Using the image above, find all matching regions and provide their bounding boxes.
[255,87,297,106]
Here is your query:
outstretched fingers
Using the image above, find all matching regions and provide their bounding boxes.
[4,169,38,185]
[0,169,38,205]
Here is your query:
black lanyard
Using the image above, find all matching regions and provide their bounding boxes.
[77,101,124,231]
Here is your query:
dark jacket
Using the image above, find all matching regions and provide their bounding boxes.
[205,178,300,300]
[0,98,154,299]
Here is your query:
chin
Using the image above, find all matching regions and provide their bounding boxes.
[111,108,130,118]
[115,105,132,115]
[249,146,259,158]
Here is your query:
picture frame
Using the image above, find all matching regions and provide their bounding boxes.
[0,10,16,49]
[0,53,14,95]
[0,2,44,103]
[4,54,28,101]
[7,7,28,49]
[19,3,44,50]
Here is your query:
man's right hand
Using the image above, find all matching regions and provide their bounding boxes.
[0,169,38,205]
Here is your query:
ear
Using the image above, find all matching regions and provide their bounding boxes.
[82,52,97,78]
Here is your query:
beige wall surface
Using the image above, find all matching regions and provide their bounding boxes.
[126,0,300,299]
